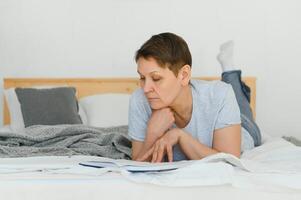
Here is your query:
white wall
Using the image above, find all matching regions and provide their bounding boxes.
[0,0,300,138]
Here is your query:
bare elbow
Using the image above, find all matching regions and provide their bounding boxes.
[234,152,241,158]
[214,148,241,159]
[131,152,140,161]
[230,150,241,158]
[132,155,139,161]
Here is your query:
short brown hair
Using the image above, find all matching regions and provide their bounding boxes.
[135,32,192,76]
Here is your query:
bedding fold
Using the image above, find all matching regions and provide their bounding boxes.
[0,124,131,159]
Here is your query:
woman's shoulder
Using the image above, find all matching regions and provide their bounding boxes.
[130,88,149,106]
[191,79,231,92]
[190,79,232,102]
[131,88,144,99]
[130,88,147,101]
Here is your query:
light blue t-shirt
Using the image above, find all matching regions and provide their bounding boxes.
[128,79,253,161]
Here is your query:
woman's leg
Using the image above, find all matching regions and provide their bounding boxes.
[217,41,262,147]
[222,70,253,120]
[222,70,261,147]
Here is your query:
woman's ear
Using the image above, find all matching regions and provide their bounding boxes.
[178,65,191,86]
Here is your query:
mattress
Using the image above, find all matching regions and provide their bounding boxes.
[0,155,300,200]
[0,126,300,200]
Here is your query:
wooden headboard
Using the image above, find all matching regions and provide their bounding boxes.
[3,77,257,125]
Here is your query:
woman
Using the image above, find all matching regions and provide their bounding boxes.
[128,33,261,162]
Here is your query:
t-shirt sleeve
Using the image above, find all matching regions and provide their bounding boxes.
[128,91,149,141]
[214,84,241,130]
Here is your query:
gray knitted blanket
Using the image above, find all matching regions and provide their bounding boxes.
[0,124,132,159]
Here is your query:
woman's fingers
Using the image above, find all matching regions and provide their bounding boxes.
[138,146,154,161]
[139,137,175,163]
[167,145,173,162]
[151,143,159,163]
[156,142,166,162]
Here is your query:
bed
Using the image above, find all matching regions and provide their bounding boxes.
[1,77,300,200]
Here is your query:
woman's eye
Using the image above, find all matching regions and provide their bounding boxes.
[153,78,161,82]
[139,77,145,80]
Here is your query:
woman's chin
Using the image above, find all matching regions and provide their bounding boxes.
[149,102,165,110]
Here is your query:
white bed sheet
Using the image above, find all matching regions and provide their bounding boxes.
[0,127,301,200]
[1,177,299,200]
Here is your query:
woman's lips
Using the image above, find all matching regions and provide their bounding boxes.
[148,98,159,101]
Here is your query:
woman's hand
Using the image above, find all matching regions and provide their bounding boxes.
[138,128,182,163]
[146,107,175,140]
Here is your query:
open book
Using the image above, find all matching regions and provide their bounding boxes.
[79,158,194,173]
[79,153,250,173]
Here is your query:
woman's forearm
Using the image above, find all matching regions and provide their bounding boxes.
[134,131,162,161]
[178,130,219,160]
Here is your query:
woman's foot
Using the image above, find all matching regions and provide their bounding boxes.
[217,40,236,72]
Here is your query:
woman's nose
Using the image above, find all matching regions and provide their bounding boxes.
[142,80,154,93]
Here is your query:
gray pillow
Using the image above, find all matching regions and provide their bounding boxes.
[15,87,82,127]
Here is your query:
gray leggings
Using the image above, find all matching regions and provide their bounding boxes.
[221,70,262,146]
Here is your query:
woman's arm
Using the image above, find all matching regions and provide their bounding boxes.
[132,131,163,161]
[137,124,241,162]
[132,108,175,161]
[179,124,241,159]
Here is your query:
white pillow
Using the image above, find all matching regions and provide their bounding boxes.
[0,125,14,133]
[4,85,88,132]
[79,93,130,127]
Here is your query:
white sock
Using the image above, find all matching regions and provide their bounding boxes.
[217,40,236,72]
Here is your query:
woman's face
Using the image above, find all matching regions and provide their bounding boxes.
[137,57,183,110]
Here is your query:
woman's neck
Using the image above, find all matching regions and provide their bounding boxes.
[170,85,193,128]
